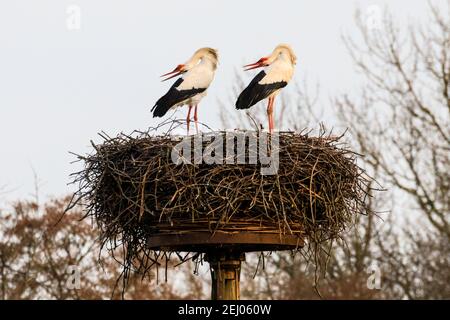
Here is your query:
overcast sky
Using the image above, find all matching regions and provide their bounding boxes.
[0,0,436,203]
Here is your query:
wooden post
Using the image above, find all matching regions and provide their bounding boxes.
[147,232,303,299]
[205,250,245,300]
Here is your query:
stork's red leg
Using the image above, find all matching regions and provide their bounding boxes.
[270,96,276,133]
[267,97,274,134]
[194,104,199,134]
[187,105,193,135]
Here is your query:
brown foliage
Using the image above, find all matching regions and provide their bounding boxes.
[0,197,205,299]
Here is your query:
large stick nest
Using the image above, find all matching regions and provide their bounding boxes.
[69,125,373,282]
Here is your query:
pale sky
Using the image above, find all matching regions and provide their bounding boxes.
[0,0,435,204]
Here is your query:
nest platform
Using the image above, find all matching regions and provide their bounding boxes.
[70,128,371,299]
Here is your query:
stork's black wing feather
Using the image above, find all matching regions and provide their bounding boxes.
[152,78,206,117]
[235,71,287,110]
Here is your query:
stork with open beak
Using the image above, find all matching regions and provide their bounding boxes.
[235,44,297,133]
[152,47,219,134]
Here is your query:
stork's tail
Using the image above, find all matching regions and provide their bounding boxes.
[235,88,257,110]
[151,97,172,118]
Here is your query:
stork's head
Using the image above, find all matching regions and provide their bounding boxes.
[161,47,219,81]
[243,43,297,71]
[191,47,219,70]
[272,44,297,65]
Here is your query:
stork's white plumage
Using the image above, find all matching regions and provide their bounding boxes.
[236,44,297,133]
[152,47,219,133]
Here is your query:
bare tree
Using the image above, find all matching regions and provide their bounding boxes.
[336,2,450,299]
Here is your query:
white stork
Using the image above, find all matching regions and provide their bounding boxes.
[236,44,297,133]
[152,47,219,134]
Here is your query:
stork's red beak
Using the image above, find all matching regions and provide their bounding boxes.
[161,64,186,81]
[243,57,269,71]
